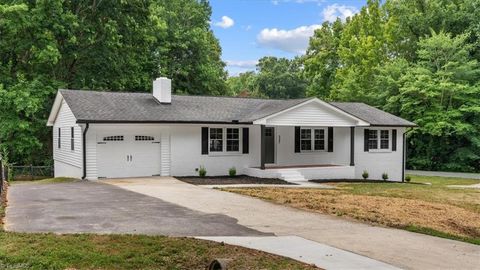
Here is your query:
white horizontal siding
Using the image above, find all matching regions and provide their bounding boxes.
[53,100,82,174]
[266,102,356,126]
[85,127,97,179]
[160,132,171,176]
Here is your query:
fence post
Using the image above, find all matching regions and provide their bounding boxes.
[30,164,34,180]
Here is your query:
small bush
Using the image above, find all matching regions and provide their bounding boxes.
[405,175,411,182]
[362,170,369,180]
[382,172,389,181]
[199,166,207,178]
[228,167,236,177]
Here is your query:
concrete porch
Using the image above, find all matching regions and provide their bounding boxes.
[244,164,355,182]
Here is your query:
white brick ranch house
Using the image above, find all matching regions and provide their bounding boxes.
[47,78,416,181]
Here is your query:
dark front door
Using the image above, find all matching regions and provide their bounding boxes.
[265,127,275,163]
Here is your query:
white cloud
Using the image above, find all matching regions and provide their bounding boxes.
[213,16,234,29]
[322,4,358,22]
[226,60,258,69]
[257,24,321,54]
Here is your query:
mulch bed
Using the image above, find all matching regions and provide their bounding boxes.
[177,175,295,185]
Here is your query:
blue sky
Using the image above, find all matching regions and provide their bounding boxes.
[209,0,366,76]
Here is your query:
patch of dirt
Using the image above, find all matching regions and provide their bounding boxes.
[177,175,294,185]
[225,188,480,239]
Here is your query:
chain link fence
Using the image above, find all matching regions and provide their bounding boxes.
[10,165,53,181]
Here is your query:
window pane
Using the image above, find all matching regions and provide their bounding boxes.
[301,139,312,151]
[226,128,239,152]
[301,129,311,139]
[314,129,325,150]
[210,128,223,152]
[368,130,378,149]
[380,130,389,149]
[300,129,312,151]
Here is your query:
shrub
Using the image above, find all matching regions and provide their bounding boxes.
[382,172,389,181]
[199,166,207,178]
[228,167,236,177]
[405,175,411,182]
[362,170,369,180]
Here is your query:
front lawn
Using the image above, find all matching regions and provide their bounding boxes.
[224,175,480,245]
[0,232,316,270]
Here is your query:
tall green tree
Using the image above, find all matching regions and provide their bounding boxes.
[303,19,344,99]
[0,0,226,165]
[254,56,306,99]
[390,31,480,171]
[330,0,389,105]
[226,71,257,96]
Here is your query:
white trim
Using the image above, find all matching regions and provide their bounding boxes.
[367,128,392,153]
[299,127,327,153]
[253,98,370,126]
[47,91,65,126]
[208,127,242,156]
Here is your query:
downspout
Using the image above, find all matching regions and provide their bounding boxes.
[402,132,405,182]
[82,123,90,180]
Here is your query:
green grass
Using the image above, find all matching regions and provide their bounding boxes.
[12,177,78,185]
[336,175,480,213]
[405,225,480,245]
[0,232,315,270]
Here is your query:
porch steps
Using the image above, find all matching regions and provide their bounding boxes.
[277,169,307,182]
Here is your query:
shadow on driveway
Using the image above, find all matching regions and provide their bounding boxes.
[5,181,269,236]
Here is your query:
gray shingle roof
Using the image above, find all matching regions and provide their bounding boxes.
[330,102,416,127]
[59,89,416,127]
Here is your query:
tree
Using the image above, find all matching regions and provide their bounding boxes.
[0,0,226,165]
[390,31,480,171]
[226,71,257,96]
[254,57,306,99]
[329,0,389,105]
[303,19,344,99]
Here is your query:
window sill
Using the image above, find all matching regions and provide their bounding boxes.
[299,150,328,154]
[368,149,392,153]
[208,152,243,157]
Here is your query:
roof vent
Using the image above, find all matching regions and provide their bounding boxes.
[153,77,171,104]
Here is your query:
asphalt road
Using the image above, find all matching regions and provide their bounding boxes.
[5,180,268,236]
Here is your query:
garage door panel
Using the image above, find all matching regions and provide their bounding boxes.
[96,133,161,178]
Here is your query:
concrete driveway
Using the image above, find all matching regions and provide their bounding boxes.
[5,180,267,236]
[106,177,480,270]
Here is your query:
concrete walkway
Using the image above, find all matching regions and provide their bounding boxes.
[199,236,399,270]
[105,177,480,270]
[407,170,480,179]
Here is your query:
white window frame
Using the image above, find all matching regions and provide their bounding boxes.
[368,129,392,152]
[208,127,242,155]
[300,127,327,153]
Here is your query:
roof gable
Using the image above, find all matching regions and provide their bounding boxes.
[253,98,369,126]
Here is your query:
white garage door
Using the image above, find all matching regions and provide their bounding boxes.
[97,133,161,178]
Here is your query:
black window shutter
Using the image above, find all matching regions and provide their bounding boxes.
[242,128,249,154]
[201,127,208,155]
[327,127,334,152]
[294,126,300,153]
[392,129,397,151]
[364,129,369,152]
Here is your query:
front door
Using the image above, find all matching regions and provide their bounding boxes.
[265,127,275,163]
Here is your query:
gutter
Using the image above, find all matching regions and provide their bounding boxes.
[82,123,89,180]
